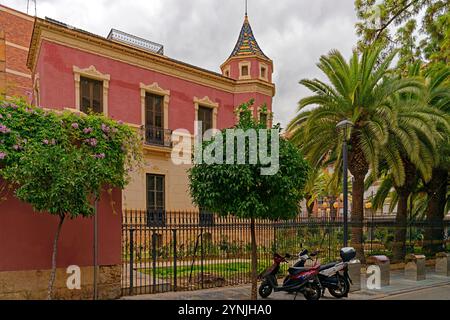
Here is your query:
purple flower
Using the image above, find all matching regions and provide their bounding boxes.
[43,139,49,145]
[101,124,110,134]
[0,114,3,119]
[90,138,97,147]
[118,120,124,125]
[71,123,79,129]
[83,127,93,134]
[0,124,10,134]
[0,152,6,160]
[94,153,105,159]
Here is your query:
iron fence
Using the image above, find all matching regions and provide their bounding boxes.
[144,126,172,147]
[121,209,450,296]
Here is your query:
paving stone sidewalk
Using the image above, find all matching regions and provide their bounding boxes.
[122,269,450,300]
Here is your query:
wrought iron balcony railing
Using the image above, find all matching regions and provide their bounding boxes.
[144,126,172,148]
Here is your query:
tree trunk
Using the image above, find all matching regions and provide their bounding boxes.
[47,214,66,300]
[424,168,447,256]
[351,174,366,264]
[305,194,314,218]
[393,157,416,262]
[250,217,258,300]
[392,191,409,263]
[348,134,369,264]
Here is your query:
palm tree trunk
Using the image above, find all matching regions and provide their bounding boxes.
[393,191,409,263]
[351,174,366,264]
[424,168,447,256]
[47,213,66,300]
[250,218,258,300]
[305,194,314,218]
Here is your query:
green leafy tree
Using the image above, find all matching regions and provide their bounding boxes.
[189,100,310,300]
[287,45,423,262]
[0,98,142,299]
[355,0,449,68]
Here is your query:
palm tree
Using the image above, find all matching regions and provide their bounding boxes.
[287,45,423,262]
[422,66,450,255]
[302,164,347,217]
[370,63,448,262]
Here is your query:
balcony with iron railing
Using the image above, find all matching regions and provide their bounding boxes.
[144,126,172,148]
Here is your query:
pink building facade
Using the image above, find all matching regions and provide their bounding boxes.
[28,13,275,211]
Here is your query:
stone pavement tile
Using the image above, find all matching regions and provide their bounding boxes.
[122,270,450,301]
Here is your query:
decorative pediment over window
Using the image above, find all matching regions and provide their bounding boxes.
[193,96,219,110]
[140,82,170,98]
[73,65,110,84]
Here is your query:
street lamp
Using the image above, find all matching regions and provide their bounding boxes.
[337,119,354,247]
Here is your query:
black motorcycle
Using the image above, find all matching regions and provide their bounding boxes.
[293,247,356,298]
[258,253,323,300]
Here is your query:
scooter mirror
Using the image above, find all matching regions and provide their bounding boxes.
[299,249,308,256]
[285,253,291,259]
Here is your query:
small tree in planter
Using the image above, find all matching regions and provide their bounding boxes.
[189,100,310,299]
[0,98,142,299]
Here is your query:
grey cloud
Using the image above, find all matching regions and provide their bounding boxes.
[3,0,358,127]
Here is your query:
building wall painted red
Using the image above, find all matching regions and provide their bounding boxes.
[0,186,122,272]
[36,41,272,133]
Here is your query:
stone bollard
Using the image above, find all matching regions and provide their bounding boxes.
[405,254,426,281]
[347,259,361,292]
[436,252,450,277]
[367,255,390,287]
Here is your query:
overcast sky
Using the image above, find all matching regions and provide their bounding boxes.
[3,0,358,128]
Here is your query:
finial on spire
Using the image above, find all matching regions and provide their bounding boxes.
[245,0,248,17]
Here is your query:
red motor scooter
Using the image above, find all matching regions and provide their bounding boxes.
[258,253,322,300]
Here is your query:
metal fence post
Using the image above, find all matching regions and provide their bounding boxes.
[152,232,157,291]
[173,229,177,292]
[129,228,134,296]
[200,229,204,289]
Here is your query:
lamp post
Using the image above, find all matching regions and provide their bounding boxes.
[337,120,354,247]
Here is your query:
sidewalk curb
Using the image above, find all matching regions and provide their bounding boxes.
[354,281,450,300]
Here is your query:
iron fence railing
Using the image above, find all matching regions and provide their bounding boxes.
[144,126,172,147]
[121,209,450,296]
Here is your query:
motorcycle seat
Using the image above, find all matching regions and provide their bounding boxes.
[319,262,337,271]
[288,267,312,276]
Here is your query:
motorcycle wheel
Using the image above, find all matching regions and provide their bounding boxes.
[258,281,273,298]
[303,282,321,301]
[328,276,350,298]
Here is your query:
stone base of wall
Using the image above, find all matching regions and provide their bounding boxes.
[0,265,121,300]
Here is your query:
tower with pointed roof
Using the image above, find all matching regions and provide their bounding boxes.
[221,13,273,84]
[221,11,274,124]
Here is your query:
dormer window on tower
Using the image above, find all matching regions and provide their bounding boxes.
[238,61,251,80]
[260,66,266,79]
[242,65,249,76]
